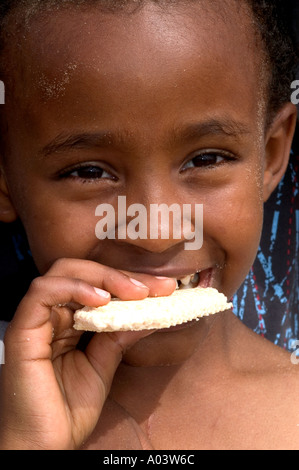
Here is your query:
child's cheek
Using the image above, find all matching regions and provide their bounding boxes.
[19,198,97,274]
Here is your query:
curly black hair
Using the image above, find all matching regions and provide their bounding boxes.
[0,0,298,125]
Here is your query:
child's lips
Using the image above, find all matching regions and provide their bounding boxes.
[120,264,220,292]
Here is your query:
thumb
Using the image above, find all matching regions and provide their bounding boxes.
[84,330,153,395]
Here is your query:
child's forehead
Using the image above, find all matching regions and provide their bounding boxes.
[9,1,263,101]
[2,0,268,150]
[21,2,250,56]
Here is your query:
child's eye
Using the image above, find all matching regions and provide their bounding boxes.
[182,150,234,171]
[59,164,117,182]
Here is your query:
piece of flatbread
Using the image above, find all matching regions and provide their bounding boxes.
[73,287,232,332]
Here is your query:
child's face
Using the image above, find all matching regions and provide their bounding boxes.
[0,4,289,300]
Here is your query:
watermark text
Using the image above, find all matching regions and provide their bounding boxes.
[0,339,5,365]
[291,80,299,105]
[0,81,4,104]
[95,196,203,251]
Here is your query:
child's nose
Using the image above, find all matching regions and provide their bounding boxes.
[122,219,186,253]
[120,220,186,254]
[113,189,196,254]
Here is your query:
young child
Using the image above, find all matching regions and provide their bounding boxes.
[0,0,298,450]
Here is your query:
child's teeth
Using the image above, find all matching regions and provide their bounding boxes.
[180,275,192,286]
[176,272,201,289]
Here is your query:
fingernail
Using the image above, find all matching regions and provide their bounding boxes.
[129,278,148,288]
[155,276,172,280]
[94,287,110,298]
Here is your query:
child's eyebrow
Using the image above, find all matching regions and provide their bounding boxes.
[174,118,252,144]
[39,118,251,158]
[39,131,120,157]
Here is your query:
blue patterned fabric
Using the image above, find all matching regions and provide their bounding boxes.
[233,152,299,351]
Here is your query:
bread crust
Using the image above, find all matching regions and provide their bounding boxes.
[73,287,232,332]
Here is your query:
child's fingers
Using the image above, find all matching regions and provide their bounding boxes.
[45,258,149,300]
[45,258,176,299]
[120,271,177,297]
[1,274,154,450]
[6,276,111,360]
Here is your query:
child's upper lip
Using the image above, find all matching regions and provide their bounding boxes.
[127,265,213,279]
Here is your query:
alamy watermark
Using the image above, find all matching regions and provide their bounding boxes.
[291,80,299,105]
[0,339,5,365]
[0,81,4,105]
[95,196,203,251]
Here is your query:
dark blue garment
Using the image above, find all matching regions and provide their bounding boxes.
[233,152,299,351]
[0,220,38,321]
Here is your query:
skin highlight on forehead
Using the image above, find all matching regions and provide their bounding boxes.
[2,1,267,88]
[0,0,296,152]
[5,4,264,156]
[5,1,267,108]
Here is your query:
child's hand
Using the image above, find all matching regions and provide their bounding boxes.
[0,259,176,450]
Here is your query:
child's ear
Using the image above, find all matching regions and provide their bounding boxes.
[263,102,297,202]
[0,167,18,222]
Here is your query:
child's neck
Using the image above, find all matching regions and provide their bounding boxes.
[107,311,234,446]
[114,310,234,394]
